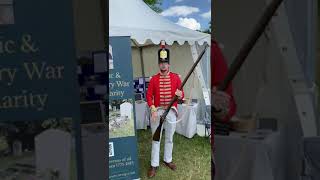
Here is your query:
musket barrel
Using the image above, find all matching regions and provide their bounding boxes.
[218,0,284,91]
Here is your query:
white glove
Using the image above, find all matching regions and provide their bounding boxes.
[175,89,183,99]
[212,87,230,120]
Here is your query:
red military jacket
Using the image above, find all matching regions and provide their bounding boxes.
[211,39,237,146]
[146,71,184,113]
[212,40,237,122]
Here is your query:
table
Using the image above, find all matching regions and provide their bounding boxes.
[214,131,285,180]
[175,103,198,138]
[134,102,199,139]
[134,101,150,129]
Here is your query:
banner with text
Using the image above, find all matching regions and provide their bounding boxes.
[109,36,140,180]
[0,1,83,180]
[0,0,80,120]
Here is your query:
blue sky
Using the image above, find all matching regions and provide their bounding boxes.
[159,0,211,31]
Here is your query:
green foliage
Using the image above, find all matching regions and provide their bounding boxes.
[41,118,73,133]
[195,21,211,34]
[143,0,163,13]
[202,21,212,34]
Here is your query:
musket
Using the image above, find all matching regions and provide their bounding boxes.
[153,44,209,141]
[217,0,284,92]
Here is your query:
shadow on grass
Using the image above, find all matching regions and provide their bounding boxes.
[137,129,211,180]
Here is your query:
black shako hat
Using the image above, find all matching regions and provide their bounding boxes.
[158,40,170,64]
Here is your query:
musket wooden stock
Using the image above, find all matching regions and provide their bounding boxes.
[153,45,209,141]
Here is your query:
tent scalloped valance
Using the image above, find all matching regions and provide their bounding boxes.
[109,0,210,47]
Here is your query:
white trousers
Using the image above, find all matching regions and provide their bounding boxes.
[150,109,176,167]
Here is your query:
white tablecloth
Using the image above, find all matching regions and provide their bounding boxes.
[175,103,198,138]
[214,132,285,180]
[134,101,150,129]
[134,102,199,139]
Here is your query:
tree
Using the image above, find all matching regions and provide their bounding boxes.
[143,0,163,13]
[203,21,211,34]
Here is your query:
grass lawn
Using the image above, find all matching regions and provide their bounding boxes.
[0,151,34,169]
[0,149,77,179]
[137,129,211,180]
[70,150,77,180]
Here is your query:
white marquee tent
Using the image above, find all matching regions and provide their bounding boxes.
[109,0,210,46]
[109,0,211,121]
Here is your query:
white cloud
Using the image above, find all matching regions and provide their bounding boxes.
[161,6,199,17]
[200,10,211,19]
[176,17,201,30]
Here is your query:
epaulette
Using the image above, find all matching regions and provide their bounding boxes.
[149,74,157,80]
[172,72,181,78]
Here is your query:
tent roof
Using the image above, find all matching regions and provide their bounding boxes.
[109,0,210,46]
